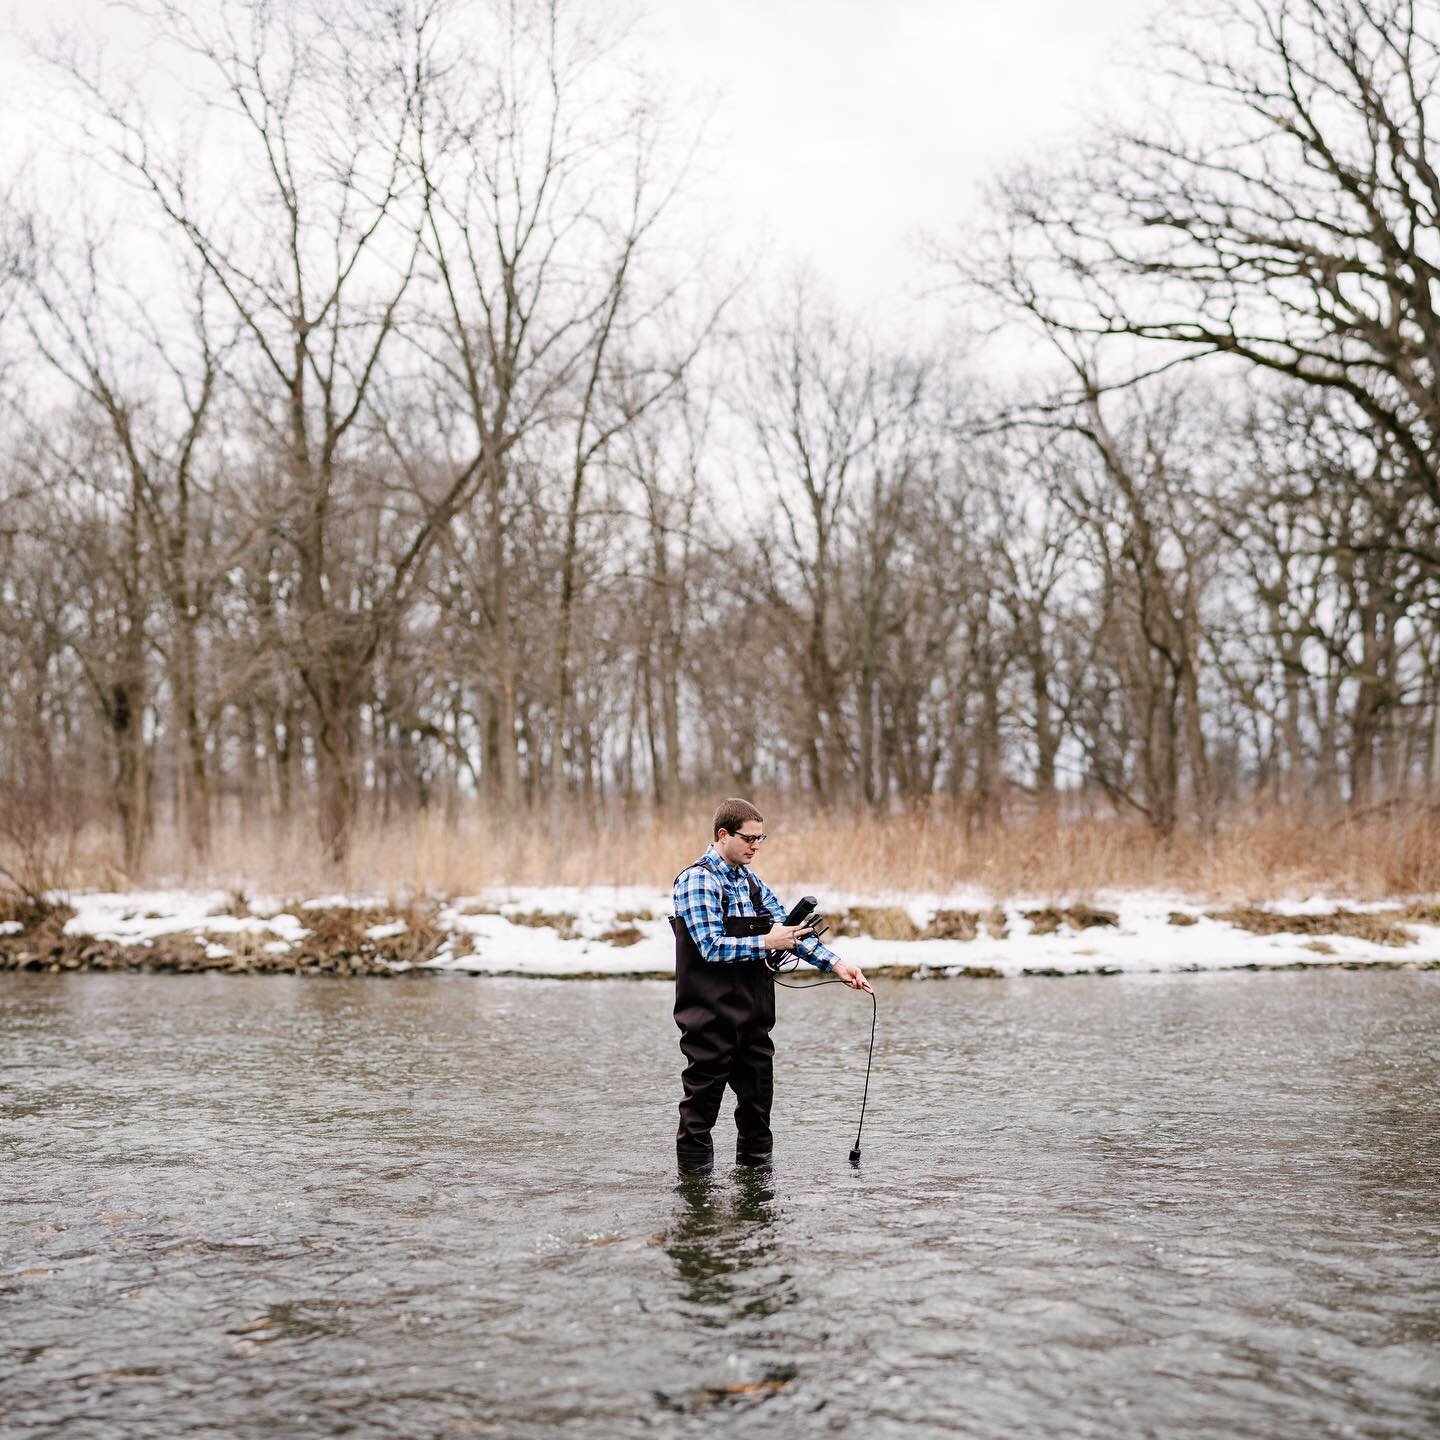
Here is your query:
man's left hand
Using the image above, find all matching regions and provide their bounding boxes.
[831,959,872,993]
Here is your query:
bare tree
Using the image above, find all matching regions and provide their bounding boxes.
[978,0,1440,549]
[408,0,715,812]
[51,0,493,858]
[19,229,229,858]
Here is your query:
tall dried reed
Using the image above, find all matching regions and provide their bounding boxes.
[44,800,1440,901]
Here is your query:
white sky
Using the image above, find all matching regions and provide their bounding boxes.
[636,0,1161,312]
[3,0,1162,318]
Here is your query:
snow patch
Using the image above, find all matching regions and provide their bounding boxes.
[40,884,1440,980]
[365,921,408,940]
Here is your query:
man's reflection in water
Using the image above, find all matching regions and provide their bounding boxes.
[664,1168,797,1321]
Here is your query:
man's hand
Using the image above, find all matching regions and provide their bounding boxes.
[763,922,813,952]
[830,959,873,993]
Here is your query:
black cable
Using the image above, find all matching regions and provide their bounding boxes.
[770,966,877,1166]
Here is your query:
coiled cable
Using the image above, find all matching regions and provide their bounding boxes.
[768,956,876,1165]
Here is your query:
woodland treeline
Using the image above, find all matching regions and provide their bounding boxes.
[2,0,1439,871]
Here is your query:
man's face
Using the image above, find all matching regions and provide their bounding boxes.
[716,823,766,867]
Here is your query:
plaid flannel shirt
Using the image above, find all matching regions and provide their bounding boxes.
[673,844,837,970]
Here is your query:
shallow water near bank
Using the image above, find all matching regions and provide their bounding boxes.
[3,970,1438,1439]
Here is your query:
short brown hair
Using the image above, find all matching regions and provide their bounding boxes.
[713,797,763,839]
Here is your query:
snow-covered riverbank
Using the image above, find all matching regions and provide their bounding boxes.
[5,884,1436,979]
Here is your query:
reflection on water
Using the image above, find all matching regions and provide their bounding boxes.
[3,969,1439,1439]
[665,1168,790,1320]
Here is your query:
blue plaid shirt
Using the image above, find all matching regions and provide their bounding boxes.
[673,845,837,970]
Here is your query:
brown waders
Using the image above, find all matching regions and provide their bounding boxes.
[671,866,776,1170]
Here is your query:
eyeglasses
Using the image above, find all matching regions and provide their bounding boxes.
[730,832,767,845]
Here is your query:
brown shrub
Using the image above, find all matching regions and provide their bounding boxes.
[0,892,68,931]
[1168,911,1199,926]
[293,903,448,966]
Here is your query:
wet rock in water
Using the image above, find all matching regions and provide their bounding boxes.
[656,1364,797,1413]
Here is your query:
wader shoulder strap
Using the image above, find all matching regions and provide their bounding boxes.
[741,869,765,916]
[672,861,766,917]
[672,860,771,939]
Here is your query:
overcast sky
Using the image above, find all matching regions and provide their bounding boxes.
[636,0,1161,311]
[3,0,1162,317]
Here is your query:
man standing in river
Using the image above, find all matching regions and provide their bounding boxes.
[670,797,871,1175]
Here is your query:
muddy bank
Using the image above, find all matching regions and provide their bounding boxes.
[3,888,1439,980]
[0,899,441,978]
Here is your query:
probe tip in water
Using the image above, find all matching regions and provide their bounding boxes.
[849,1147,862,1167]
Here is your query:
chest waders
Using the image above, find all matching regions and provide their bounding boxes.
[670,862,776,1171]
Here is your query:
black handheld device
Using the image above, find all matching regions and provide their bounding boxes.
[784,895,818,927]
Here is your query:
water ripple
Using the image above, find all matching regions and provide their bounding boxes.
[3,969,1438,1438]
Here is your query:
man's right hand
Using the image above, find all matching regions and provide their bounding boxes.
[763,922,814,952]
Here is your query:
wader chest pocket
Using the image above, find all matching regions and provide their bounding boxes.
[723,915,772,938]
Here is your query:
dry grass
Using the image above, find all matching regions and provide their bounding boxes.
[17,799,1440,902]
[831,906,921,941]
[292,902,448,967]
[1206,906,1417,948]
[506,910,581,940]
[1022,906,1119,936]
[595,924,645,948]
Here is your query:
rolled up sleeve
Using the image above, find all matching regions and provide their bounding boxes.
[755,876,835,971]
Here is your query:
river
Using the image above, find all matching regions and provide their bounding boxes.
[3,969,1438,1438]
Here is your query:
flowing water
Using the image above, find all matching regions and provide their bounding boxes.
[3,969,1438,1439]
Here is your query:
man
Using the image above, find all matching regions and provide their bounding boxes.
[670,797,871,1175]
